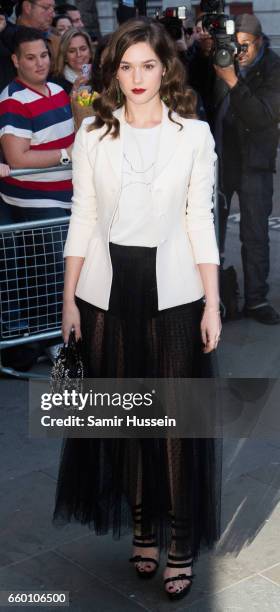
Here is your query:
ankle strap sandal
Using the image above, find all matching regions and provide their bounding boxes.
[129,504,159,579]
[164,554,195,600]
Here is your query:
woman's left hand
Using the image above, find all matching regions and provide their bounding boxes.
[201,307,222,353]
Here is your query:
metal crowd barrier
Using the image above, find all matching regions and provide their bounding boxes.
[0,216,69,379]
[0,165,71,379]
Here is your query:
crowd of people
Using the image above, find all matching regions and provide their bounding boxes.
[0,1,279,370]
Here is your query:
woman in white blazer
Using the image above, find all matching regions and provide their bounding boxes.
[53,18,222,602]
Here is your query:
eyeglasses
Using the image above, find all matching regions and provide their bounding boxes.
[29,1,55,12]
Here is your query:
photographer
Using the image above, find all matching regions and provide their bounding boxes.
[187,16,216,123]
[215,14,280,325]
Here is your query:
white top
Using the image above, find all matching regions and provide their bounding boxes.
[110,122,161,246]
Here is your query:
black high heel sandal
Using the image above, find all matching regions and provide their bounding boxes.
[164,554,194,600]
[129,504,159,579]
[164,518,195,600]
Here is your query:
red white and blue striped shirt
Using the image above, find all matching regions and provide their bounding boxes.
[0,79,74,209]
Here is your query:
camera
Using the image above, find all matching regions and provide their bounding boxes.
[200,0,240,67]
[156,4,193,42]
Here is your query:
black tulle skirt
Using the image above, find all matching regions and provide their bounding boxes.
[52,243,222,558]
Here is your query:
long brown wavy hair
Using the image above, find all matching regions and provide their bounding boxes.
[88,17,197,139]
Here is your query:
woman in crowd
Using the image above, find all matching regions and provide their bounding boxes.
[52,15,73,37]
[53,18,222,602]
[51,27,93,95]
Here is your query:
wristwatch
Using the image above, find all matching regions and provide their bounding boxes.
[60,148,71,165]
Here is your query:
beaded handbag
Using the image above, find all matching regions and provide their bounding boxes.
[50,331,84,392]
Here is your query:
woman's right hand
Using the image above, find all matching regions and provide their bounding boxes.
[71,75,89,96]
[62,300,82,344]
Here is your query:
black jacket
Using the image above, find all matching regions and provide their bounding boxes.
[0,21,17,93]
[222,45,280,172]
[186,42,216,124]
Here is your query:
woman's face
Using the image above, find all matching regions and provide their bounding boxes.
[66,35,91,72]
[56,17,72,36]
[116,42,165,106]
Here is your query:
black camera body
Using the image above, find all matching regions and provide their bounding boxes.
[200,0,238,67]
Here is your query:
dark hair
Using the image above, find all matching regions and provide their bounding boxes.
[13,27,48,54]
[88,17,197,140]
[195,15,205,26]
[15,0,24,18]
[52,14,72,28]
[55,3,78,14]
[0,0,14,17]
[90,33,112,94]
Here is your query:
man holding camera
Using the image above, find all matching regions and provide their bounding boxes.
[215,14,280,324]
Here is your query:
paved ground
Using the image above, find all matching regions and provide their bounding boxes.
[0,163,280,610]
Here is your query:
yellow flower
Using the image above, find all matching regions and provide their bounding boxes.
[76,90,99,107]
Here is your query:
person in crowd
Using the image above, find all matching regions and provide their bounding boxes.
[15,0,60,65]
[51,27,93,95]
[52,14,72,37]
[0,27,74,220]
[182,18,195,49]
[55,3,84,29]
[214,14,280,325]
[52,18,222,602]
[186,16,216,125]
[0,0,61,93]
[0,27,75,364]
[193,16,214,57]
[90,32,111,93]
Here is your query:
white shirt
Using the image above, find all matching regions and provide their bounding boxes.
[110,122,161,246]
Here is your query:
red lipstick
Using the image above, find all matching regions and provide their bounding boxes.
[132,88,146,94]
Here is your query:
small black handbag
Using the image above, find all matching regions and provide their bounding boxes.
[50,330,84,391]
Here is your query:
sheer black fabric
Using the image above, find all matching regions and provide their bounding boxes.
[52,243,222,559]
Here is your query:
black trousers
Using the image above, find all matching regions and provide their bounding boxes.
[219,166,273,308]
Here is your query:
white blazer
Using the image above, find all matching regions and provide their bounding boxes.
[64,102,219,311]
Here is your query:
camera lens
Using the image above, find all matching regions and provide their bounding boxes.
[215,48,232,67]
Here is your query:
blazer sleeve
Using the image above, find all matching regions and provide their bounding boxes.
[185,122,220,265]
[64,119,98,258]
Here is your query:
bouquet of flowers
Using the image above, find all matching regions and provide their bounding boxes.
[71,87,99,131]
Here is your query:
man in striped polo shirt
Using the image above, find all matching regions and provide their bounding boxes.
[0,28,75,365]
[0,27,74,221]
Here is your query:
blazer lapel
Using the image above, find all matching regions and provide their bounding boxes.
[102,106,124,185]
[153,102,182,182]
